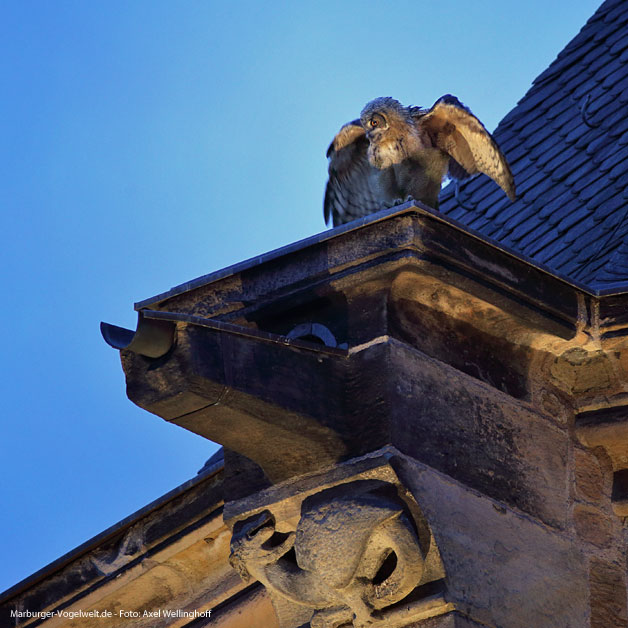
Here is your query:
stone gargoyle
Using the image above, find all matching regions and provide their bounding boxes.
[229,480,433,628]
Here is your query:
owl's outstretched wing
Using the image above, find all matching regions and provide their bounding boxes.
[414,95,516,200]
[324,120,383,226]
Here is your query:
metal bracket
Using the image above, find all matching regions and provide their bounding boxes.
[580,94,600,130]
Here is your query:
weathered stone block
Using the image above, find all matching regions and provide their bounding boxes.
[589,558,628,628]
[383,340,570,529]
[573,504,613,549]
[574,447,611,505]
[409,613,489,627]
[396,455,588,628]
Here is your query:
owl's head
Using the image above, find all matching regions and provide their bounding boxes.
[360,97,407,139]
[360,97,417,169]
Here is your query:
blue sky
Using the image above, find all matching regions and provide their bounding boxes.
[1,0,602,593]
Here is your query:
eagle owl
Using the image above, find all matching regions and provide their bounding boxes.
[324,95,516,226]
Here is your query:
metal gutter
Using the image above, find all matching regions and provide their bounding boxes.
[101,310,349,359]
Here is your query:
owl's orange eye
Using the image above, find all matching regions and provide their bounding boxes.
[368,113,385,129]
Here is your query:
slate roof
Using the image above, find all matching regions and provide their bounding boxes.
[438,0,628,294]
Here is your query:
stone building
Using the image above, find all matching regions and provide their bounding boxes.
[2,0,628,626]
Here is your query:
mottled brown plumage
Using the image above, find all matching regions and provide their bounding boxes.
[324,95,516,226]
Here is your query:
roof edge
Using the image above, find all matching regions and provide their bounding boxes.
[134,203,628,312]
[0,463,224,605]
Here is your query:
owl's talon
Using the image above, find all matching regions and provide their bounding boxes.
[382,198,404,209]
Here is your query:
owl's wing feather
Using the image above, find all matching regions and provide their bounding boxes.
[415,95,516,200]
[324,120,383,226]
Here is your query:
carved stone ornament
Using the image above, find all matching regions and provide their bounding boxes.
[227,455,448,628]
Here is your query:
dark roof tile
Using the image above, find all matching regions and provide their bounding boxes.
[609,36,628,57]
[517,84,566,116]
[436,0,628,291]
[599,145,628,173]
[564,224,615,266]
[568,73,601,99]
[564,161,596,187]
[587,51,615,76]
[522,121,563,150]
[517,168,548,196]
[613,172,628,192]
[601,64,628,89]
[440,184,455,200]
[565,25,596,50]
[552,240,595,273]
[515,218,554,249]
[550,84,577,102]
[481,182,514,207]
[604,105,628,132]
[608,158,628,181]
[548,104,578,131]
[557,114,587,138]
[576,173,608,201]
[517,114,550,138]
[593,194,627,222]
[581,40,611,66]
[585,89,616,116]
[533,140,569,168]
[510,164,534,190]
[531,182,570,215]
[541,242,575,268]
[572,77,601,100]
[496,132,521,154]
[563,122,591,146]
[585,132,614,155]
[528,229,563,259]
[585,183,618,210]
[592,141,622,166]
[597,233,628,285]
[499,197,538,226]
[467,212,499,233]
[603,1,628,23]
[545,191,582,224]
[614,73,628,95]
[457,174,485,196]
[522,174,557,203]
[482,194,513,219]
[509,227,548,254]
[598,214,625,238]
[605,20,628,43]
[497,108,521,128]
[571,166,605,194]
[562,214,599,244]
[502,141,529,164]
[593,45,623,73]
[533,131,569,156]
[595,12,628,41]
[606,93,626,122]
[551,150,590,181]
[559,59,595,86]
[575,128,596,150]
[556,207,589,234]
[447,206,470,221]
